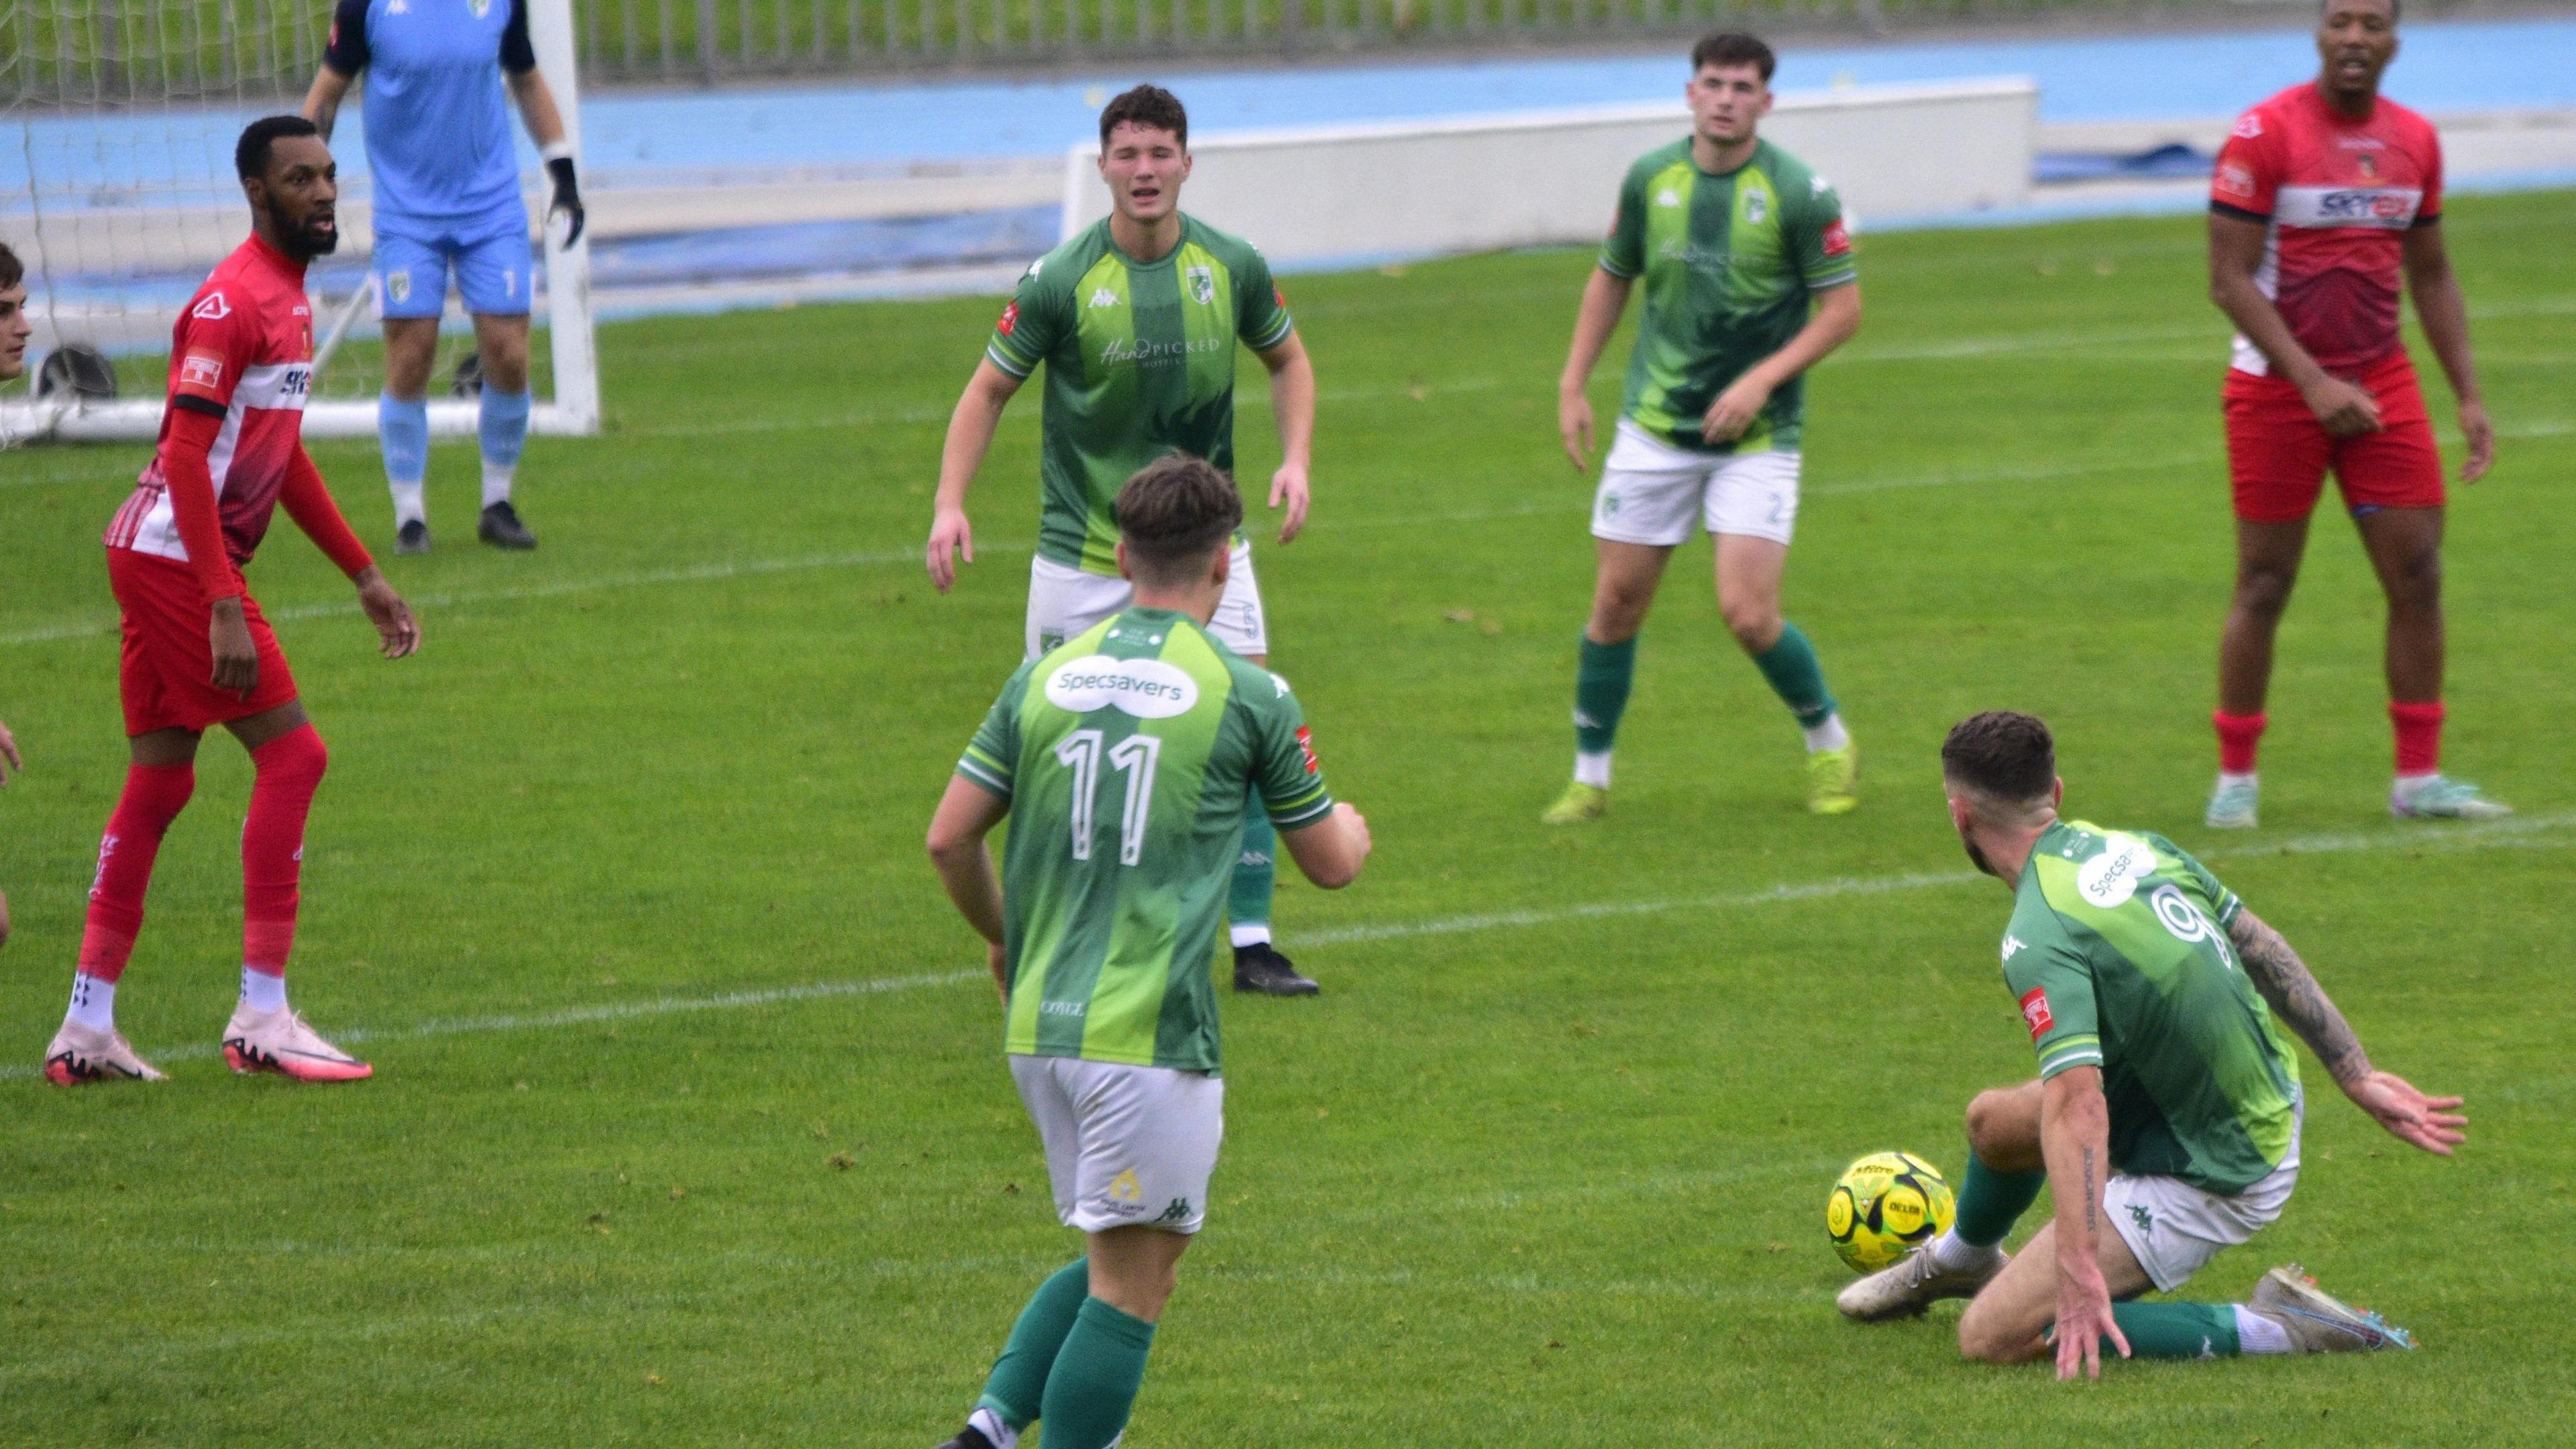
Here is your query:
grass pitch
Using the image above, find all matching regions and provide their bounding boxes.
[2,190,2571,1447]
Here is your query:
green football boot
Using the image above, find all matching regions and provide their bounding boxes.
[1542,780,1608,825]
[1807,745,1859,815]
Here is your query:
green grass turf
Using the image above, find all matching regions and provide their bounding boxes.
[3,189,2572,1446]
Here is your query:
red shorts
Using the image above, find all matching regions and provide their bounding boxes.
[109,547,299,737]
[2223,351,2446,524]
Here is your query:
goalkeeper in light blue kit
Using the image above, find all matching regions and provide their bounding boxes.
[303,0,586,553]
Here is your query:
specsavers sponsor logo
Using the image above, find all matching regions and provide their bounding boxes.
[1046,655,1199,718]
[2076,832,2158,908]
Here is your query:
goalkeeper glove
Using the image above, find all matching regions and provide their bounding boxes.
[542,143,585,247]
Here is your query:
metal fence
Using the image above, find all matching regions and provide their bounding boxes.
[3,0,2253,104]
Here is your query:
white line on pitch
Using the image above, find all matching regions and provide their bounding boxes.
[9,812,2561,1082]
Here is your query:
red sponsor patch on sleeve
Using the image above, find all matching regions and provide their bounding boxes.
[996,301,1018,336]
[2213,162,2257,201]
[1820,218,1852,258]
[1294,724,1320,775]
[1273,285,1287,310]
[2019,987,2054,1039]
[178,350,225,392]
[2231,111,2263,140]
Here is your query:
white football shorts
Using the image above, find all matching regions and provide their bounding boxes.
[1591,417,1802,547]
[1025,540,1266,660]
[1010,1053,1224,1236]
[2104,1097,2302,1293]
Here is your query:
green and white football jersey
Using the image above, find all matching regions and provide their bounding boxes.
[1599,136,1857,455]
[2000,820,2302,1195]
[985,216,1296,577]
[957,606,1333,1073]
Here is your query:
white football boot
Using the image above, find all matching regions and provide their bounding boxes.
[2389,775,2512,821]
[1836,1239,2010,1322]
[222,1004,373,1083]
[2247,1265,2416,1352]
[43,1021,169,1086]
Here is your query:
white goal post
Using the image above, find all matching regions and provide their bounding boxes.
[1,0,598,445]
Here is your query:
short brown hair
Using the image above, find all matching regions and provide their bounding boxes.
[1941,710,2057,808]
[0,242,21,292]
[1690,31,1775,82]
[1116,453,1240,584]
[1099,85,1187,150]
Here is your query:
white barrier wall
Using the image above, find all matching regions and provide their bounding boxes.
[1062,78,2039,267]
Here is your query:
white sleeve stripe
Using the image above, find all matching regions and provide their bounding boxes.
[984,343,1034,378]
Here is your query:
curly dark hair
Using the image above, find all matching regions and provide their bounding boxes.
[1941,711,2057,808]
[1099,85,1188,150]
[1116,453,1240,583]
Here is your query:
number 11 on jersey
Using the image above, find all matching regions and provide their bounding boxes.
[1055,729,1163,865]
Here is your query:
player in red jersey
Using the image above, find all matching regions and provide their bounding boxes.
[2202,0,2504,829]
[45,117,422,1087]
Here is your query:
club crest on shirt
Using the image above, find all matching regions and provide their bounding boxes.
[1187,266,1214,305]
[1742,191,1767,225]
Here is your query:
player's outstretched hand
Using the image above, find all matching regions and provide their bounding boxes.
[1558,387,1595,473]
[208,596,259,696]
[926,507,975,592]
[355,568,421,659]
[2345,1070,2467,1155]
[1269,462,1310,545]
[1701,374,1773,446]
[0,718,21,786]
[2458,399,2496,483]
[2301,375,2382,436]
[2053,1256,2129,1382]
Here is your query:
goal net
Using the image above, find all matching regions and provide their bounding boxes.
[1,0,598,445]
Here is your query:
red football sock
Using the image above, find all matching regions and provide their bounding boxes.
[2212,710,2267,774]
[242,725,329,975]
[2390,700,2445,777]
[78,762,198,983]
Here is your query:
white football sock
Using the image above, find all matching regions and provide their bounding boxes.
[2217,770,2258,792]
[389,476,427,528]
[2233,1303,2293,1354]
[966,1407,1019,1449]
[1573,750,1613,789]
[67,972,117,1032]
[481,458,515,509]
[239,967,288,1014]
[1927,1228,2000,1273]
[1802,713,1851,753]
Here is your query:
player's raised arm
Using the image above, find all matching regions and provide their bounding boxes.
[2225,908,2467,1154]
[2400,221,2491,482]
[928,358,1026,590]
[1253,331,1313,544]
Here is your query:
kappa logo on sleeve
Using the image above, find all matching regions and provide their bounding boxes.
[179,350,225,390]
[191,292,232,321]
[1294,724,1320,775]
[996,301,1018,335]
[1821,218,1853,258]
[2019,987,2054,1039]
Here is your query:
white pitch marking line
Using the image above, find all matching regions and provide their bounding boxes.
[11,813,2562,1083]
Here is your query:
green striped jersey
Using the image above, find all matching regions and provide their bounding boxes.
[985,216,1295,576]
[957,606,1333,1072]
[2002,820,2301,1195]
[1599,137,1856,455]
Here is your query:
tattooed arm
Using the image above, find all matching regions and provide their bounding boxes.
[2227,908,2469,1155]
[2040,1066,2127,1380]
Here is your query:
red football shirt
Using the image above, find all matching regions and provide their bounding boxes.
[105,235,317,569]
[2208,83,2443,378]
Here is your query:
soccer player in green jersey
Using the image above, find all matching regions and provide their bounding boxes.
[928,84,1328,998]
[1544,32,1865,825]
[924,456,1372,1449]
[1838,711,2465,1375]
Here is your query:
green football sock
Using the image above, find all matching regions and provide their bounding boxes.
[2102,1301,2242,1360]
[1952,1155,2046,1248]
[1750,621,1838,729]
[1230,803,1275,941]
[1574,633,1638,755]
[1037,1296,1159,1449]
[973,1258,1089,1430]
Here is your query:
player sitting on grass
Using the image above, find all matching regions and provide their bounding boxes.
[924,453,1371,1449]
[47,118,420,1087]
[1546,32,1863,825]
[1838,710,2464,1375]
